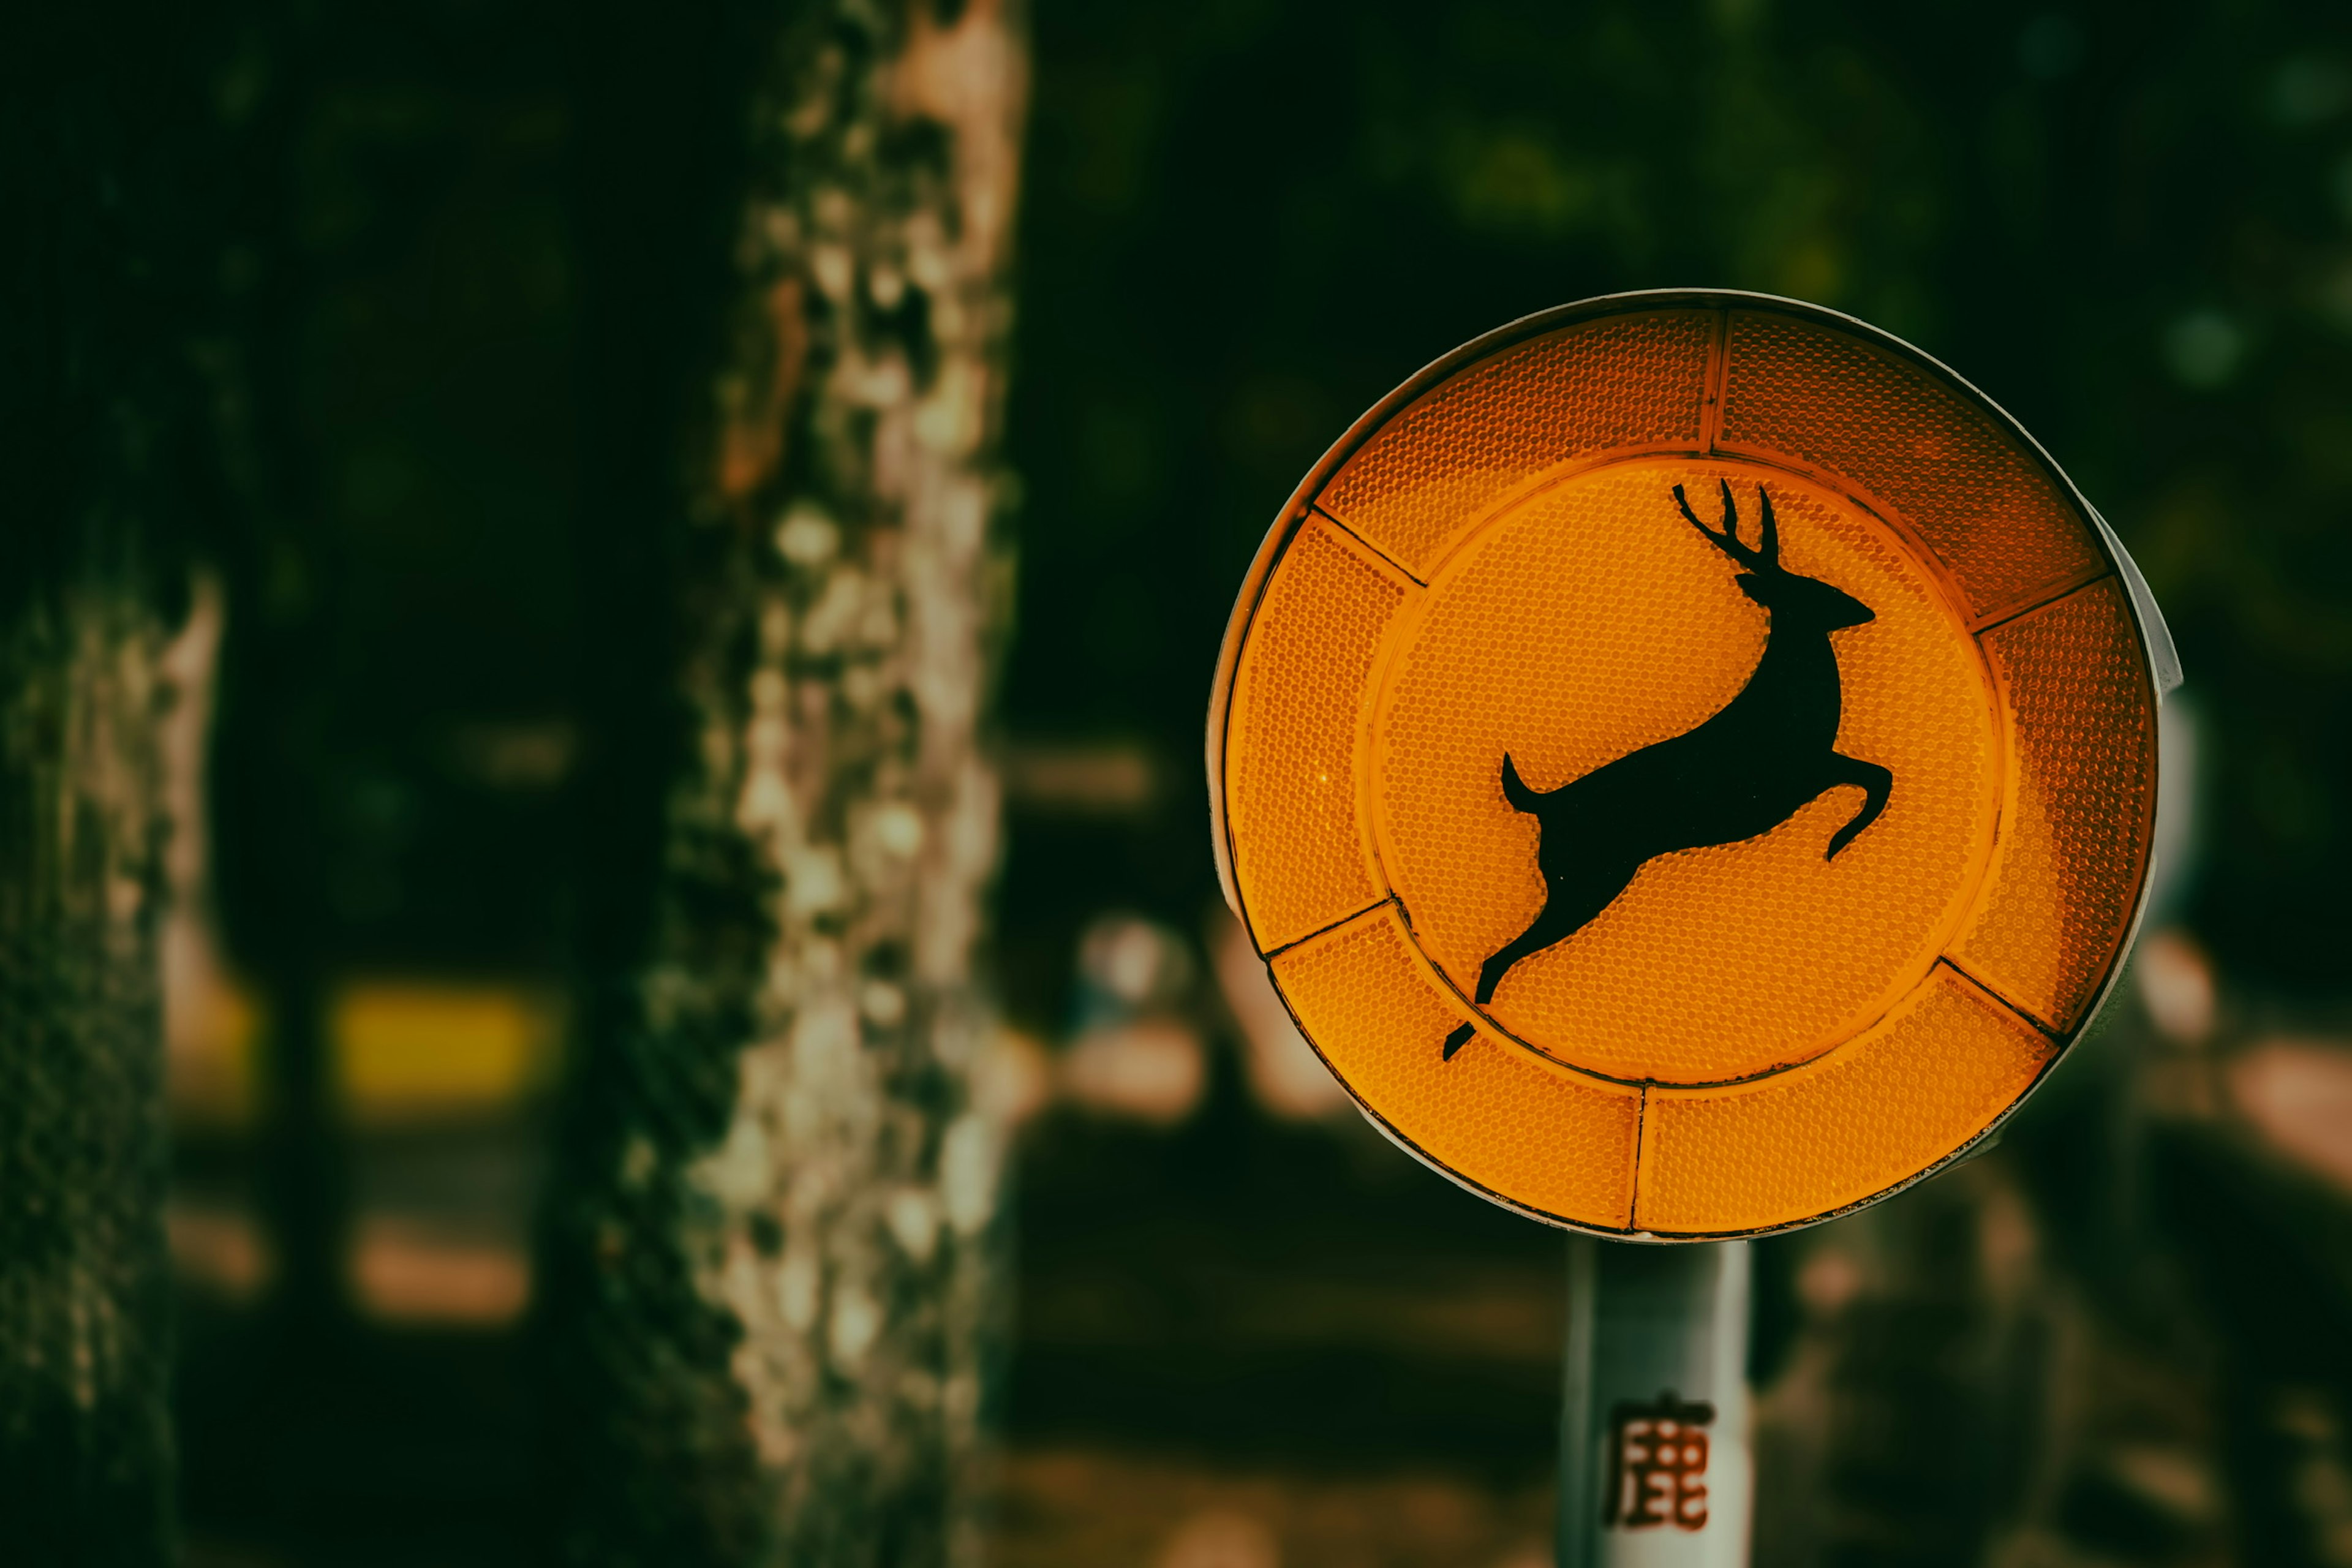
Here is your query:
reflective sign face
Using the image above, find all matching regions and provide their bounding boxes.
[1207,292,2168,1239]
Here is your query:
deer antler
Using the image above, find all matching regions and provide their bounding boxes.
[1674,481,1783,569]
[1673,480,1772,570]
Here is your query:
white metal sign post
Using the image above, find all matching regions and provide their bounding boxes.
[1559,1241,1752,1568]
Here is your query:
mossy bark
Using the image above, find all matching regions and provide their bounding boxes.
[0,6,217,1561]
[545,4,1027,1564]
[0,598,174,1567]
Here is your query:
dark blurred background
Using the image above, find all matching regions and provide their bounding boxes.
[146,2,2352,1564]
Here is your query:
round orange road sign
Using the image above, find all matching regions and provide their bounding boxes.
[1207,291,2179,1240]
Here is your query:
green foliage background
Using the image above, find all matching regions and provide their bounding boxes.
[998,0,2352,1006]
[195,0,2352,1023]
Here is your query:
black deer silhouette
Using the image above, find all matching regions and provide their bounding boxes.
[1439,481,1893,1061]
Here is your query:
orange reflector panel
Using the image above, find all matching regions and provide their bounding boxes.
[1372,458,1997,1087]
[1225,516,1407,950]
[1637,965,2054,1235]
[1270,905,1640,1231]
[1210,291,2168,1239]
[1719,311,2108,620]
[1321,309,1713,576]
[1951,580,2159,1030]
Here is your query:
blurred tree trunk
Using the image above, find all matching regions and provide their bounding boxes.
[0,4,219,1562]
[543,3,1027,1565]
[1751,1158,2057,1568]
[0,592,174,1568]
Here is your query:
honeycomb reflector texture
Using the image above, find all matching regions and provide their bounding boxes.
[1952,580,2157,1029]
[1272,908,1640,1229]
[1373,460,1997,1085]
[1227,518,1406,949]
[1637,966,2054,1234]
[1317,312,1711,577]
[1721,311,2103,618]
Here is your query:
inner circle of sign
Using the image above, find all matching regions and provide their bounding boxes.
[1366,453,2003,1088]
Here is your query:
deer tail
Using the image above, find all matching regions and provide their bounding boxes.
[1499,753,1540,813]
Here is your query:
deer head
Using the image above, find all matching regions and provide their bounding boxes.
[1673,480,1874,631]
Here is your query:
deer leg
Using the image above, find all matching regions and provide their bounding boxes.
[1823,753,1893,861]
[1474,859,1638,1003]
[1474,918,1561,1006]
[1443,859,1637,1061]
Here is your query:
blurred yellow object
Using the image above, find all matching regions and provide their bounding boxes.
[1060,1019,1208,1125]
[168,968,560,1129]
[350,1214,530,1325]
[164,947,265,1128]
[333,981,563,1124]
[167,1200,273,1302]
[1210,292,2168,1238]
[2136,927,2218,1046]
[2229,1039,2352,1198]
